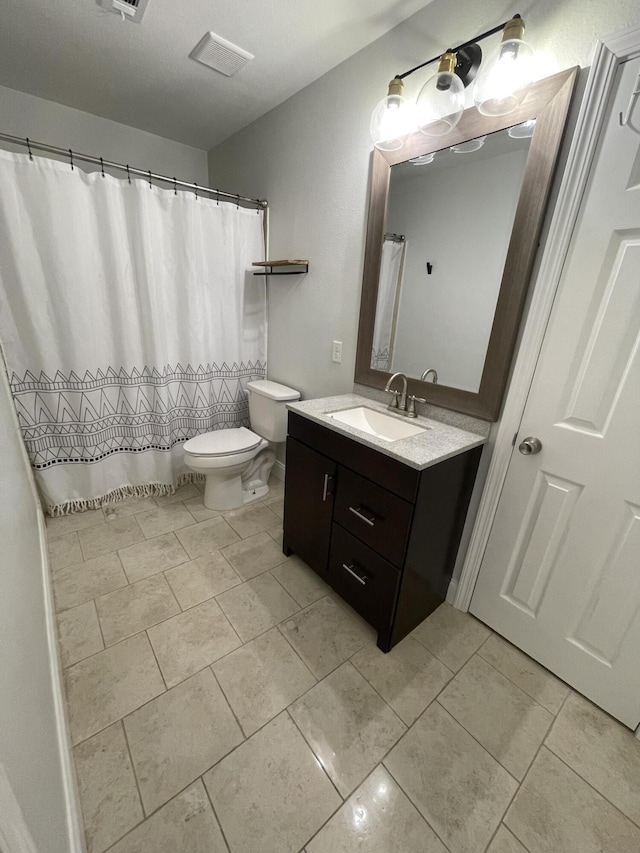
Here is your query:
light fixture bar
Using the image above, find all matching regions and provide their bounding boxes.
[396,14,521,81]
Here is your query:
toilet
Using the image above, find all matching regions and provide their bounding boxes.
[183,379,300,510]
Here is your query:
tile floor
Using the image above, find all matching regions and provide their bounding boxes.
[47,480,640,853]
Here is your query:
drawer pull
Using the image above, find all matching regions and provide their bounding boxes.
[349,506,376,527]
[342,563,368,585]
[322,473,333,502]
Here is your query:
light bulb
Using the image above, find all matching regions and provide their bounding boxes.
[474,17,534,116]
[416,53,465,137]
[370,77,416,151]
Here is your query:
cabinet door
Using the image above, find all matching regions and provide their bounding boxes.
[283,437,336,579]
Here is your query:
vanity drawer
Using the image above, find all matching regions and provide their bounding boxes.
[334,467,412,568]
[329,525,400,633]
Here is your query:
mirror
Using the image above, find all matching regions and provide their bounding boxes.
[356,67,578,421]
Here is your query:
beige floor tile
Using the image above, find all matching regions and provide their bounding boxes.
[176,516,240,559]
[351,636,453,725]
[204,712,340,853]
[49,531,83,570]
[213,628,316,736]
[108,781,228,853]
[411,603,491,671]
[487,826,528,853]
[102,496,155,521]
[46,508,105,540]
[263,495,284,519]
[266,476,284,498]
[65,633,165,744]
[505,747,640,853]
[384,702,518,853]
[279,596,372,679]
[153,483,201,506]
[439,655,553,780]
[147,597,241,687]
[479,634,569,714]
[545,691,640,826]
[290,662,406,797]
[221,530,288,580]
[266,525,283,547]
[124,668,243,814]
[96,575,180,646]
[307,765,447,853]
[74,722,143,853]
[217,573,299,642]
[134,502,196,539]
[224,503,280,538]
[52,552,128,612]
[57,601,104,667]
[183,495,222,523]
[118,532,189,583]
[271,556,330,607]
[79,517,145,560]
[164,551,241,609]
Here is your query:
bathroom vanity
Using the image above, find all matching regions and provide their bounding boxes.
[283,394,487,651]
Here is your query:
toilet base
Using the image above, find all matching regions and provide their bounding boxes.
[242,480,270,505]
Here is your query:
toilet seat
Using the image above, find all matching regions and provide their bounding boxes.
[183,427,262,458]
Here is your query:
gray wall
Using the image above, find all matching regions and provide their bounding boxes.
[207,0,640,403]
[0,84,208,184]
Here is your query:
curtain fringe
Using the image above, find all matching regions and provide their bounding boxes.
[47,472,205,517]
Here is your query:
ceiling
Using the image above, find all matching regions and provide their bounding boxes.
[0,0,433,150]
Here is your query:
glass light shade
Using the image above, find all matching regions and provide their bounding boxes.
[450,136,487,153]
[416,69,465,137]
[370,93,415,151]
[410,152,436,165]
[508,119,537,138]
[474,38,534,116]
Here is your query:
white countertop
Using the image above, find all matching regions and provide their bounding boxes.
[287,394,488,471]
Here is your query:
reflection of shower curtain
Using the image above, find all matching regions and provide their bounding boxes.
[0,150,266,514]
[371,238,406,371]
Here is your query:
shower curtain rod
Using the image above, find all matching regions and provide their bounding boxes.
[0,132,268,209]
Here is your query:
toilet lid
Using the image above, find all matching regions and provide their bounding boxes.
[183,427,262,457]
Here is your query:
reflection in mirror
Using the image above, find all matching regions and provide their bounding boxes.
[371,128,531,392]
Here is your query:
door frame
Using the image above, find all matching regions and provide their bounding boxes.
[454,24,640,612]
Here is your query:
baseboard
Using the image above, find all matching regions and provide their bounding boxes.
[446,577,458,606]
[272,460,285,482]
[38,511,86,853]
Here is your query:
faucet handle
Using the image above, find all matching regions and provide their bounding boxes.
[406,394,426,417]
[387,390,400,409]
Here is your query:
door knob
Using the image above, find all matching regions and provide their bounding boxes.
[518,436,542,455]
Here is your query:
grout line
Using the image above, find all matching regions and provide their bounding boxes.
[209,665,247,738]
[145,628,169,691]
[285,708,345,802]
[120,717,148,820]
[201,772,233,853]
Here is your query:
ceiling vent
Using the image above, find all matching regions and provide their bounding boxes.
[99,0,150,24]
[190,32,254,77]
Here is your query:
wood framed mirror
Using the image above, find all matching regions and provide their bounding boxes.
[355,66,578,421]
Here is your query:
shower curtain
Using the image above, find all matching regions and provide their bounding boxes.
[371,238,406,371]
[0,150,266,514]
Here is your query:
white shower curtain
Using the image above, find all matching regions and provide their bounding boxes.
[371,238,406,371]
[0,150,266,514]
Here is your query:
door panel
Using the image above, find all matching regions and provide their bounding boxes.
[471,57,640,727]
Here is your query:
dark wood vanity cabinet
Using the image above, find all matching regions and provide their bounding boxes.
[283,411,482,651]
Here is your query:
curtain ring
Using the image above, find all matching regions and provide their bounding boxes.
[173,177,177,195]
[148,170,152,189]
[69,149,74,171]
[126,164,131,184]
[194,181,198,200]
[26,137,33,161]
[100,157,105,178]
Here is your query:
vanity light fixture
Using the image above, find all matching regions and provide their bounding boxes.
[508,119,537,138]
[450,136,487,153]
[370,14,534,150]
[409,152,436,165]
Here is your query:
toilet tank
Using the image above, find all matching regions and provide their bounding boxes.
[247,380,300,442]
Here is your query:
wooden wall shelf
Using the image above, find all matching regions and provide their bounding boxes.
[252,259,309,276]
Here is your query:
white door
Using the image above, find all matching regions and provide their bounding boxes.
[470,56,640,728]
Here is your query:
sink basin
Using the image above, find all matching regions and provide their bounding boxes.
[327,407,428,441]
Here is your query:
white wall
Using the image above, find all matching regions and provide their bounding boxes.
[207,0,640,403]
[0,365,77,853]
[0,85,208,185]
[388,145,528,391]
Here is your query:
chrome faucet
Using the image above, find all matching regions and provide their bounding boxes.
[385,372,408,411]
[420,368,438,384]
